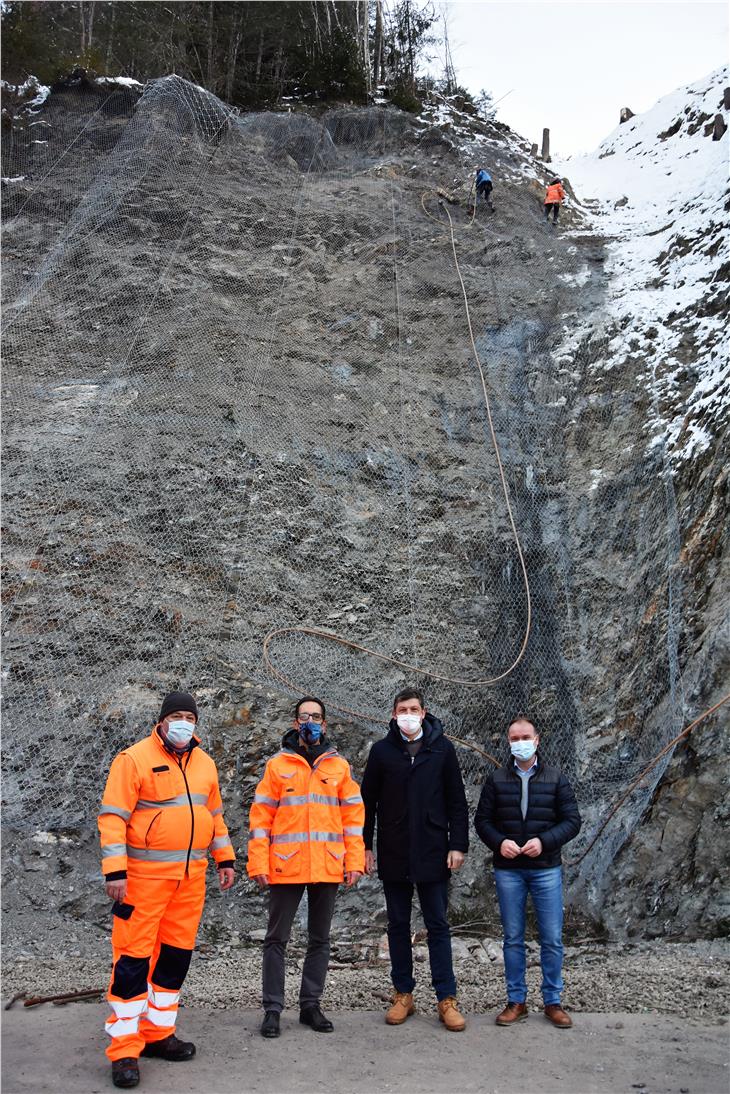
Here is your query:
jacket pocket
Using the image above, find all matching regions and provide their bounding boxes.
[149,769,177,802]
[271,846,301,878]
[427,810,448,830]
[144,811,163,847]
[324,843,345,878]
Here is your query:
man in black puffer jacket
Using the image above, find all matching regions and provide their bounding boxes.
[475,715,581,1029]
[361,687,469,1032]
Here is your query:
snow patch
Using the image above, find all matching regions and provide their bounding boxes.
[95,76,143,90]
[555,65,730,465]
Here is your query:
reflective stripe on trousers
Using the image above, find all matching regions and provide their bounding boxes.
[104,996,147,1040]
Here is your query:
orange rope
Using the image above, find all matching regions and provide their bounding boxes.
[261,183,531,701]
[568,692,730,867]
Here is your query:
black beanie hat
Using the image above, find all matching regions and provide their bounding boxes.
[159,691,198,723]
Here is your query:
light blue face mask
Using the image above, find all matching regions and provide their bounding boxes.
[166,718,195,748]
[510,740,537,762]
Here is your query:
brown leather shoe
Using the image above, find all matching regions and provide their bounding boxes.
[385,991,415,1025]
[495,1001,528,1026]
[544,1004,573,1028]
[438,996,466,1032]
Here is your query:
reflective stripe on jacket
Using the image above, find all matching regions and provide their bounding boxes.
[545,182,565,204]
[247,745,365,883]
[98,728,235,880]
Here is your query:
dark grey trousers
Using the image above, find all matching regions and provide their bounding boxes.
[262,882,339,1013]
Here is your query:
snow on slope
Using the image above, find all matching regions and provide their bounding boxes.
[557,67,729,462]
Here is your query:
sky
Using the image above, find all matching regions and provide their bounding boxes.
[436,0,729,156]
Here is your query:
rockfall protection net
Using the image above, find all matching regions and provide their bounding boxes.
[1,76,697,893]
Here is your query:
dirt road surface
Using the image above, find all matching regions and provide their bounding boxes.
[2,1003,728,1094]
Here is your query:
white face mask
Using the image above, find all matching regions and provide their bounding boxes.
[510,739,537,762]
[397,713,422,736]
[165,719,195,748]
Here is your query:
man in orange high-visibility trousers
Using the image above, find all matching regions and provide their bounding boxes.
[247,695,365,1039]
[544,178,566,223]
[99,691,235,1089]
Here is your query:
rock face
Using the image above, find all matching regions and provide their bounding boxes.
[1,70,727,946]
[554,66,729,936]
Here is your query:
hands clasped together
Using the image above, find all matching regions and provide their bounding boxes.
[500,837,543,859]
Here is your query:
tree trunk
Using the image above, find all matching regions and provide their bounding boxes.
[374,0,384,85]
[79,0,86,53]
[87,1,95,50]
[254,26,264,84]
[311,0,322,50]
[225,7,244,102]
[206,0,215,90]
[105,1,115,72]
[362,0,371,96]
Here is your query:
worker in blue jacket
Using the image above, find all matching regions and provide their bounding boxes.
[475,168,493,209]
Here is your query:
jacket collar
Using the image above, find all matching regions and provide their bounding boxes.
[280,727,338,764]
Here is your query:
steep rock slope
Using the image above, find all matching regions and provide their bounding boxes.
[1,70,727,950]
[555,68,729,936]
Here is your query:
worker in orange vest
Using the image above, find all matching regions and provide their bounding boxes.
[247,695,365,1038]
[98,691,235,1089]
[544,178,566,223]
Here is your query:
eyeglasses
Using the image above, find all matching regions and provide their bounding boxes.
[297,712,324,724]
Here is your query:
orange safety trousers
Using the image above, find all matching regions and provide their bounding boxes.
[105,873,205,1061]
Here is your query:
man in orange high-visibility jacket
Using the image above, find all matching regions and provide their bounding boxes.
[99,691,234,1090]
[544,178,566,223]
[247,695,365,1039]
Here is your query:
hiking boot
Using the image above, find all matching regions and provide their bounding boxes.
[437,996,466,1031]
[299,1005,334,1032]
[111,1058,139,1089]
[261,1010,280,1038]
[141,1033,196,1060]
[544,1003,573,1028]
[385,991,415,1025]
[496,1001,528,1026]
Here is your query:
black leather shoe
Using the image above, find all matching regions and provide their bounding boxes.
[111,1058,140,1088]
[261,1010,280,1038]
[299,1005,334,1032]
[141,1033,196,1061]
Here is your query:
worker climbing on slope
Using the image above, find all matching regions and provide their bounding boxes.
[544,178,566,223]
[475,167,494,211]
[98,691,235,1089]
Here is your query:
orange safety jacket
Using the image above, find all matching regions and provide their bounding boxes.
[247,739,365,884]
[545,182,565,205]
[98,728,235,881]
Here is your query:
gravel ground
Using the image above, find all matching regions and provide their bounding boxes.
[4,912,728,1016]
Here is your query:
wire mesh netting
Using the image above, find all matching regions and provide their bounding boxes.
[2,76,699,893]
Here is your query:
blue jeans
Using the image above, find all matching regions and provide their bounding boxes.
[383,880,456,1001]
[494,866,564,1005]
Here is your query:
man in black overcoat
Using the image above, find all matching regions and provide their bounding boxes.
[361,687,469,1031]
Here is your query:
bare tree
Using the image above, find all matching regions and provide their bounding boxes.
[225,5,244,103]
[374,0,385,85]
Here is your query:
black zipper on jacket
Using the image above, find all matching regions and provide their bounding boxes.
[177,750,195,876]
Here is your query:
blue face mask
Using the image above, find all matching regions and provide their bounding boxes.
[301,721,322,744]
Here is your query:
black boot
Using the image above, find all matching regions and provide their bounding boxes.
[299,1005,334,1032]
[141,1033,196,1061]
[111,1058,140,1089]
[261,1010,280,1038]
